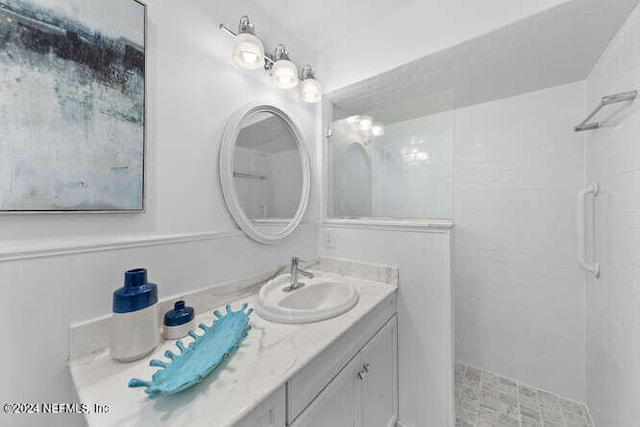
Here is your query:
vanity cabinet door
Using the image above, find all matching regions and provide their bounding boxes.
[290,355,361,427]
[235,385,286,427]
[359,316,398,427]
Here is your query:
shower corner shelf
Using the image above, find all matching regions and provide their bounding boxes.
[575,90,637,132]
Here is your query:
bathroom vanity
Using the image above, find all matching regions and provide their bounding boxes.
[66,102,401,426]
[239,293,397,427]
[69,258,398,427]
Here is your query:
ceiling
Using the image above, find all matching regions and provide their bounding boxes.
[247,0,573,54]
[246,0,416,51]
[238,115,297,154]
[326,0,640,124]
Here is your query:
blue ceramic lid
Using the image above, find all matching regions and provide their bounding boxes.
[113,268,158,314]
[164,300,194,327]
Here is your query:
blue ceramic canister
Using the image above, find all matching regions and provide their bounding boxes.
[111,268,159,362]
[163,300,195,340]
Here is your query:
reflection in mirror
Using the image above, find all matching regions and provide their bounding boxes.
[220,103,310,244]
[327,111,453,220]
[233,112,303,234]
[329,139,371,218]
[326,62,455,221]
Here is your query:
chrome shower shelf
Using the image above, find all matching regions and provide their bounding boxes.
[575,90,637,132]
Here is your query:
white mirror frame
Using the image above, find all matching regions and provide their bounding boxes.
[219,103,311,245]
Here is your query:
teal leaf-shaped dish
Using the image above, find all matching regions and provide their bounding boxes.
[128,303,253,398]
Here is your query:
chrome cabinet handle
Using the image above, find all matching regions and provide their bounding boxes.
[357,363,371,380]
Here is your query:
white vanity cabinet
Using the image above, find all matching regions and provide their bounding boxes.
[291,355,362,427]
[359,316,398,427]
[235,385,286,427]
[236,293,398,427]
[291,316,398,427]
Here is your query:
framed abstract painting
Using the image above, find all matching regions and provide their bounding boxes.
[0,0,146,212]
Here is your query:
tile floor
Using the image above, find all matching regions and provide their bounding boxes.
[455,362,593,427]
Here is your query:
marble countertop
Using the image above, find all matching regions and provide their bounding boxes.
[69,270,397,427]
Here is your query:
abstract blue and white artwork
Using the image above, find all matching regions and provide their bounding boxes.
[0,0,145,211]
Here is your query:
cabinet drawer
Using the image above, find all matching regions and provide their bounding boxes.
[287,292,396,422]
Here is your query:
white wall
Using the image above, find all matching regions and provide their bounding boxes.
[0,2,319,426]
[0,0,318,242]
[585,3,640,425]
[453,81,588,400]
[319,225,454,427]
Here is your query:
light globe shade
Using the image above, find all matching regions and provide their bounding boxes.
[299,78,322,103]
[272,59,299,89]
[371,124,384,136]
[358,115,373,131]
[233,33,264,70]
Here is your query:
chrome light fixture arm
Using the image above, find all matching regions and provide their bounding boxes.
[219,23,289,74]
[219,16,322,103]
[219,23,273,63]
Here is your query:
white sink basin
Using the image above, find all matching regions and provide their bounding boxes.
[256,272,359,324]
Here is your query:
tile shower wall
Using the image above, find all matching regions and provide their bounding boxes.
[584,3,640,426]
[454,81,588,400]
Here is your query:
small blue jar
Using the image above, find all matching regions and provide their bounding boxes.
[163,300,195,340]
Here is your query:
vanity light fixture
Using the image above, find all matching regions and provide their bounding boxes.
[401,146,430,163]
[299,65,322,103]
[271,44,298,89]
[231,16,264,70]
[220,16,322,103]
[371,123,384,137]
[358,115,373,131]
[342,115,384,145]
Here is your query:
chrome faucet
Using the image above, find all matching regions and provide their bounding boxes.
[284,257,314,292]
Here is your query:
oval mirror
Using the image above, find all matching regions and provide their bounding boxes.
[219,103,311,244]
